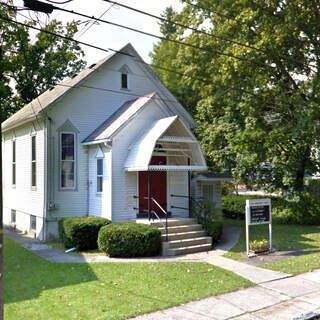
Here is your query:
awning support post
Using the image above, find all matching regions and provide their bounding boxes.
[188,158,192,218]
[148,169,151,221]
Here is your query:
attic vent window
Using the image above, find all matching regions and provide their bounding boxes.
[119,64,131,90]
[121,72,128,89]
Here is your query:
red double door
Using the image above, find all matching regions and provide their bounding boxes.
[138,156,167,214]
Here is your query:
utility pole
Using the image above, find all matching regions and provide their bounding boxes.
[0,45,4,320]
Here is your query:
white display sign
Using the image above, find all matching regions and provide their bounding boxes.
[246,199,272,257]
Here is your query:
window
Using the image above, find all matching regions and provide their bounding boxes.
[31,136,36,187]
[97,158,103,193]
[30,215,36,232]
[60,133,75,189]
[12,140,16,186]
[11,209,16,224]
[121,72,128,89]
[203,184,213,201]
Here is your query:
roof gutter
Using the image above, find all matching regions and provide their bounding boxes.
[81,138,112,146]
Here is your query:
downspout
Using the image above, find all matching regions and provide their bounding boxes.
[43,117,48,241]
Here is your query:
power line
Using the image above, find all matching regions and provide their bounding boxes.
[20,0,277,70]
[76,2,116,39]
[2,4,313,114]
[103,1,267,55]
[103,1,316,73]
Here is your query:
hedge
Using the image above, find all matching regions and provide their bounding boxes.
[222,195,283,220]
[97,222,161,257]
[222,194,320,225]
[206,221,223,245]
[59,216,110,250]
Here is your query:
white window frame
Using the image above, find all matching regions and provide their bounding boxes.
[60,132,76,190]
[96,158,103,193]
[31,135,37,189]
[202,184,214,202]
[12,139,16,187]
[11,209,16,224]
[30,215,36,232]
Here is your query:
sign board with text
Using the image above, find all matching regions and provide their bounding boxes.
[247,198,271,225]
[245,198,272,256]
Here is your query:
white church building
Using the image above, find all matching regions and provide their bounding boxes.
[2,43,213,241]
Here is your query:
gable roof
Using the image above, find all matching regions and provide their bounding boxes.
[2,52,114,132]
[124,116,207,171]
[2,43,196,132]
[82,92,157,144]
[193,173,233,181]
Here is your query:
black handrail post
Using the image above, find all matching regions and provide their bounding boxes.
[147,169,150,221]
[166,212,168,242]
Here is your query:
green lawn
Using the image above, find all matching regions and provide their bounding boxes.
[223,219,320,274]
[261,252,320,275]
[5,236,252,320]
[46,240,102,256]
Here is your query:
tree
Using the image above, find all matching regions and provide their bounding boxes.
[0,4,86,121]
[149,7,200,116]
[151,0,320,194]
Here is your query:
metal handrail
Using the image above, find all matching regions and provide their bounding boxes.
[133,195,169,241]
[151,197,168,241]
[171,194,208,229]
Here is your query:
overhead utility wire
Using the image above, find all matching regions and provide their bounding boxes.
[103,0,267,55]
[2,5,311,113]
[20,0,277,70]
[103,0,312,71]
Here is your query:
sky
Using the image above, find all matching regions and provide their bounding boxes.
[13,0,183,65]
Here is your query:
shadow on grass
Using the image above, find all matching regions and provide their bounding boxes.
[4,237,98,304]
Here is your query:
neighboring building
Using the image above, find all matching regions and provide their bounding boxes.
[2,43,213,241]
[191,173,233,216]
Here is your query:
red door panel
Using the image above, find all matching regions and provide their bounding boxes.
[139,156,167,213]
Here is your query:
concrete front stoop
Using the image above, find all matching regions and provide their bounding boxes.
[149,218,212,256]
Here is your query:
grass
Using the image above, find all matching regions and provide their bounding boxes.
[222,218,320,274]
[5,236,252,320]
[46,241,102,256]
[261,252,320,275]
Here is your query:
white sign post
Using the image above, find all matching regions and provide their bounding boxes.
[246,198,272,257]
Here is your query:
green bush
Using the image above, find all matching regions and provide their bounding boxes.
[206,221,223,245]
[222,195,283,220]
[223,194,320,225]
[273,193,320,225]
[98,222,161,257]
[58,216,110,250]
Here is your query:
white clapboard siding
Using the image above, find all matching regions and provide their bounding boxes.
[111,100,170,222]
[88,145,112,220]
[2,121,45,239]
[46,52,177,221]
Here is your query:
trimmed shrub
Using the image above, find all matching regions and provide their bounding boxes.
[222,195,283,220]
[59,216,110,250]
[98,222,161,257]
[206,221,223,245]
[223,194,320,225]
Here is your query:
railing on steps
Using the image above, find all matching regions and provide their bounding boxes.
[133,195,169,241]
[170,194,208,230]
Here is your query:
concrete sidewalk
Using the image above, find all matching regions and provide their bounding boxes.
[131,270,320,320]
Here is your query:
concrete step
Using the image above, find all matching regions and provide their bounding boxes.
[161,230,207,241]
[158,224,203,235]
[166,236,212,249]
[165,243,212,256]
[150,218,197,228]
